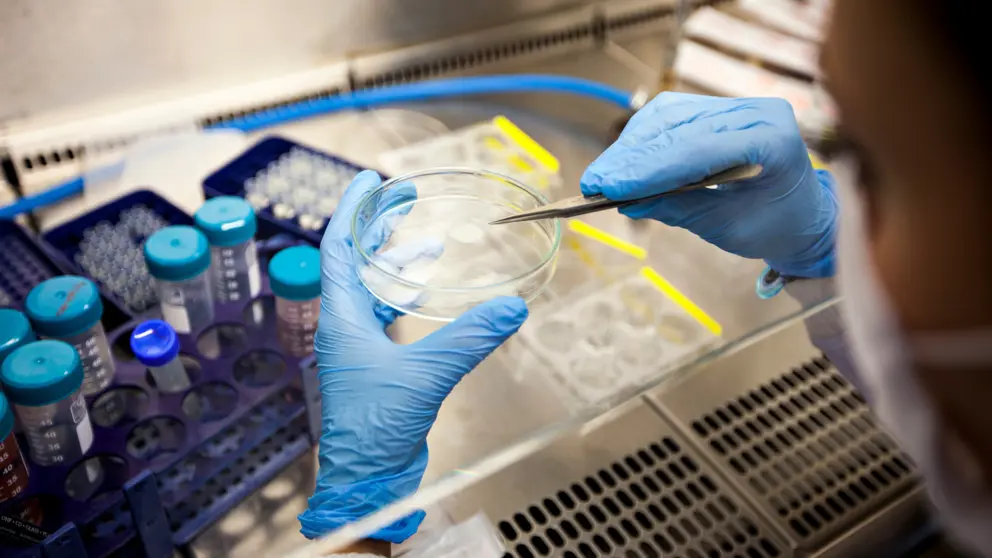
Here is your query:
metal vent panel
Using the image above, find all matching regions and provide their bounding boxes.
[647,330,925,555]
[496,436,787,558]
[442,401,791,558]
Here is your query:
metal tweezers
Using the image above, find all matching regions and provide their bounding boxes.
[489,164,763,225]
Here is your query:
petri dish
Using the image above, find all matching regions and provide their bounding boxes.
[352,168,561,321]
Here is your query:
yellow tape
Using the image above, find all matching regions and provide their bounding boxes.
[483,136,505,151]
[564,235,608,280]
[508,154,535,173]
[493,115,560,173]
[808,151,829,171]
[639,267,723,337]
[567,220,647,260]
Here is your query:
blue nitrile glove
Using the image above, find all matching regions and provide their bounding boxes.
[298,170,529,543]
[582,92,837,278]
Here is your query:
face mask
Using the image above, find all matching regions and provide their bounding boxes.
[833,157,992,553]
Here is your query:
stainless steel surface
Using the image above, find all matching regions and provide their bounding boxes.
[0,0,600,119]
[646,324,929,557]
[490,164,762,224]
[189,450,316,558]
[446,399,792,558]
[423,323,929,558]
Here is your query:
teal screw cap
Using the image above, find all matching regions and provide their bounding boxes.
[1,340,84,406]
[144,226,211,282]
[268,246,321,301]
[25,276,103,338]
[194,197,258,247]
[0,309,35,364]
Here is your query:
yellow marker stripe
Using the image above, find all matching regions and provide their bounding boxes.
[564,235,608,280]
[493,115,560,173]
[640,266,723,337]
[808,150,829,171]
[508,154,535,173]
[567,220,647,260]
[483,137,505,151]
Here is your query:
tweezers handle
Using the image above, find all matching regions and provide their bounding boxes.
[552,164,763,219]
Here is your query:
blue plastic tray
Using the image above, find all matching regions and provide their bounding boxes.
[0,221,131,332]
[2,193,320,557]
[203,136,381,244]
[43,190,315,315]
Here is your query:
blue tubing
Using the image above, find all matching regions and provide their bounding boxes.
[0,75,635,219]
[213,75,634,132]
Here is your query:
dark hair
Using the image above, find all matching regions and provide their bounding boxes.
[917,1,990,107]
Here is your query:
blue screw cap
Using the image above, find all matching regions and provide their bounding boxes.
[144,226,211,282]
[268,246,321,301]
[0,392,14,440]
[130,320,180,367]
[25,276,104,338]
[1,340,84,407]
[194,197,257,247]
[0,309,35,364]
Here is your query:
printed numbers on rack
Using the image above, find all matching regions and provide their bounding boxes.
[2,463,14,475]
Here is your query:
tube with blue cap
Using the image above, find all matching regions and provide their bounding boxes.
[131,320,190,393]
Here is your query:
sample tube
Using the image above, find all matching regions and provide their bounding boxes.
[268,246,321,357]
[130,320,190,393]
[194,197,262,305]
[25,276,115,396]
[144,226,214,335]
[0,309,35,370]
[0,340,94,466]
[0,392,30,502]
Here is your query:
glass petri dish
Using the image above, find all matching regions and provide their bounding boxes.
[352,168,561,321]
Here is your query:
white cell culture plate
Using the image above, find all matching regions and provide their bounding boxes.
[378,115,563,196]
[520,272,719,410]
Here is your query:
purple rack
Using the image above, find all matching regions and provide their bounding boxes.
[0,221,130,331]
[1,192,319,557]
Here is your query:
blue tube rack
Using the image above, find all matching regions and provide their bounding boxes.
[203,136,383,244]
[0,221,131,332]
[1,192,320,557]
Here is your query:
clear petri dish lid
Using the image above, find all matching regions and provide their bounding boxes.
[352,167,562,321]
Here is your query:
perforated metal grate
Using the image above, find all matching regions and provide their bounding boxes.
[688,357,918,545]
[496,436,785,558]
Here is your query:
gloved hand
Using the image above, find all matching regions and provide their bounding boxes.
[298,170,529,543]
[582,92,837,278]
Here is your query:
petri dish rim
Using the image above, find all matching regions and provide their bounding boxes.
[350,167,562,293]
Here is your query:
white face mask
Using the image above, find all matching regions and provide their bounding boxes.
[834,158,992,553]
